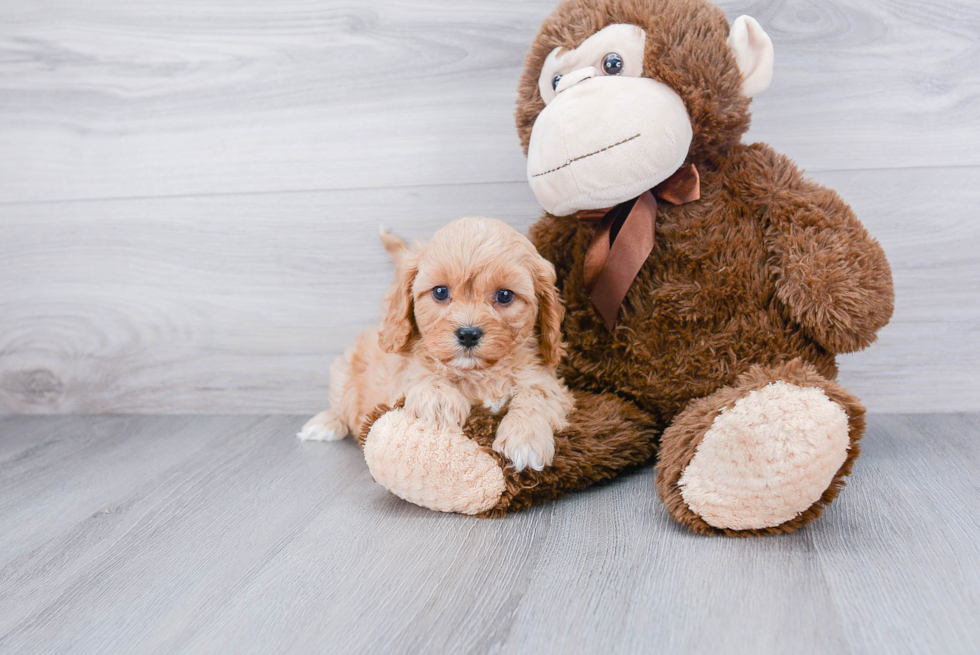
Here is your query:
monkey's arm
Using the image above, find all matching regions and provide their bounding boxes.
[741,144,894,354]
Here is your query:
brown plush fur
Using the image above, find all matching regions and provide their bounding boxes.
[518,0,892,532]
[530,141,893,423]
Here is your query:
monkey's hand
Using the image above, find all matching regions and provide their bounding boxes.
[745,144,894,353]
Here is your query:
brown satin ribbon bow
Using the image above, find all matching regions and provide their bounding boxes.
[580,164,701,330]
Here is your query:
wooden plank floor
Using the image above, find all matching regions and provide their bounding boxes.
[1,414,978,654]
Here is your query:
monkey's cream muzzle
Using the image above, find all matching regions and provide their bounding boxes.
[526,17,773,217]
[527,74,693,217]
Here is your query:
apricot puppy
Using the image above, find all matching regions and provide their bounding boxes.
[298,217,574,471]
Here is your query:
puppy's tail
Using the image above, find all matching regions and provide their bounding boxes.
[379,226,414,267]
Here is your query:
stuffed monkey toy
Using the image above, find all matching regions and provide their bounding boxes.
[359,0,894,536]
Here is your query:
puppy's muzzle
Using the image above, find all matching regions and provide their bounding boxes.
[455,326,483,349]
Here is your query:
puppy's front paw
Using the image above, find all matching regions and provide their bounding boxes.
[492,414,555,472]
[297,410,349,442]
[404,385,471,430]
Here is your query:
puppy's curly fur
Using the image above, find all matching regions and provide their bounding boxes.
[298,217,574,472]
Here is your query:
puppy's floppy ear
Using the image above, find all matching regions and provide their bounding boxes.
[532,254,565,369]
[378,241,419,354]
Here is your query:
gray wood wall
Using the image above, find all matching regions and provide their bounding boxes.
[2,0,978,414]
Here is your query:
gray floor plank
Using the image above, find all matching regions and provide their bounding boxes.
[490,480,853,655]
[0,417,275,563]
[811,414,980,655]
[1,414,978,654]
[0,416,369,654]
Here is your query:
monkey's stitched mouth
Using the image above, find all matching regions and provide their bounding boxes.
[531,133,641,178]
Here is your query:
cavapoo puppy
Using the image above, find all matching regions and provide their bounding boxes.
[297,216,574,471]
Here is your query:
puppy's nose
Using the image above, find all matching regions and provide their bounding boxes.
[455,326,483,349]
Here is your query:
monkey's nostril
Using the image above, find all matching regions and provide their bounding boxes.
[554,66,599,94]
[455,326,483,349]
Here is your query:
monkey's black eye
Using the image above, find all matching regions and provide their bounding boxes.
[551,74,562,91]
[495,289,514,305]
[602,53,623,76]
[432,286,450,301]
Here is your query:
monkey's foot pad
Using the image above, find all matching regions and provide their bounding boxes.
[363,408,507,514]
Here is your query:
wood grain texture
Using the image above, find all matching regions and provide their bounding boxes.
[1,0,978,414]
[0,183,540,414]
[0,0,978,204]
[1,413,978,654]
[2,167,977,414]
[812,414,980,654]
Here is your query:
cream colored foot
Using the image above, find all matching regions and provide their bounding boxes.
[363,408,506,515]
[678,382,850,530]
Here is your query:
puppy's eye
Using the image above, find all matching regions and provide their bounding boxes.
[551,74,562,91]
[602,52,623,76]
[432,286,450,301]
[495,289,514,305]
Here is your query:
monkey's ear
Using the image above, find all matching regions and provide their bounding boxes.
[727,16,774,97]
